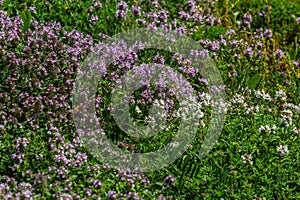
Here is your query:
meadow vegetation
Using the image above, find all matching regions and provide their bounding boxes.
[0,0,299,199]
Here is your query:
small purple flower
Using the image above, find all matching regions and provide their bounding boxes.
[158,10,168,22]
[179,11,191,21]
[16,137,29,148]
[258,12,266,17]
[227,29,236,36]
[187,67,196,77]
[117,1,127,10]
[244,46,253,57]
[137,18,147,26]
[117,141,126,147]
[234,54,241,59]
[172,53,182,63]
[241,13,252,28]
[161,23,172,32]
[87,6,94,13]
[229,40,239,48]
[89,15,99,24]
[164,175,175,188]
[0,124,5,130]
[147,11,157,21]
[205,15,219,26]
[228,70,238,77]
[94,2,102,8]
[98,33,108,39]
[256,42,263,49]
[152,0,159,8]
[28,6,36,12]
[199,50,209,59]
[175,26,186,36]
[193,13,203,22]
[292,60,299,66]
[131,6,141,16]
[296,17,300,25]
[153,55,165,64]
[220,38,226,45]
[198,78,208,85]
[116,1,128,18]
[186,0,195,10]
[84,188,92,196]
[264,29,273,38]
[107,190,118,198]
[93,179,102,189]
[208,42,220,51]
[172,18,177,28]
[116,10,126,18]
[274,49,284,60]
[147,23,157,32]
[257,50,264,57]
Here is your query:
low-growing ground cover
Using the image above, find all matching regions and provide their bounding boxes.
[0,0,299,199]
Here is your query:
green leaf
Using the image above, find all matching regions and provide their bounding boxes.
[20,9,32,33]
[190,163,200,178]
[246,74,261,89]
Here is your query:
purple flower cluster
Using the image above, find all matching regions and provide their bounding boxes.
[103,169,151,199]
[274,49,284,60]
[264,29,273,38]
[116,1,128,18]
[244,46,253,57]
[241,13,252,28]
[0,9,103,199]
[131,6,141,16]
[163,175,175,188]
[89,14,99,24]
[94,1,102,8]
[0,15,92,129]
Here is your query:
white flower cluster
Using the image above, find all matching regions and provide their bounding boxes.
[198,92,211,107]
[295,104,300,113]
[293,127,300,134]
[144,116,155,123]
[280,109,293,127]
[245,105,260,115]
[175,96,204,121]
[277,145,289,156]
[231,93,245,104]
[211,98,227,114]
[283,103,300,114]
[258,124,277,133]
[153,99,166,109]
[144,99,166,124]
[254,89,272,101]
[169,140,179,148]
[135,106,142,114]
[241,153,253,165]
[275,89,287,101]
[283,103,295,109]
